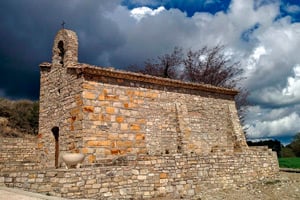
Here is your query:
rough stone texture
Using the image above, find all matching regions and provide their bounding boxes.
[0,148,278,199]
[38,29,83,168]
[38,29,249,167]
[0,136,40,172]
[1,172,299,200]
[0,29,279,199]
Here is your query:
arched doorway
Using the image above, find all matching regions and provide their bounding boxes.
[51,126,59,168]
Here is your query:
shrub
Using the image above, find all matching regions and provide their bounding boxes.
[281,147,296,158]
[0,98,39,136]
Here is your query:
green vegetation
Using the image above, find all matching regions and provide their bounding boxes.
[281,132,300,158]
[248,132,300,159]
[0,98,39,137]
[278,157,300,169]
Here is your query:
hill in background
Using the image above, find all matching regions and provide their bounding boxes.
[0,98,38,137]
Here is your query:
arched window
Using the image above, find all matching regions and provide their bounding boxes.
[57,41,65,65]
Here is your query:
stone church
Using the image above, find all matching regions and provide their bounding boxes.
[0,28,278,198]
[38,29,254,168]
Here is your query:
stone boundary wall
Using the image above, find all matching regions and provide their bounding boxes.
[0,136,40,172]
[0,147,278,199]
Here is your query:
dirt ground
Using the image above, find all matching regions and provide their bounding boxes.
[197,172,300,200]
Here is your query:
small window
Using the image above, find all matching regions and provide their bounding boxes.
[57,41,65,65]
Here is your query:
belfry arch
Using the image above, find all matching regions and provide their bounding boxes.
[52,29,78,66]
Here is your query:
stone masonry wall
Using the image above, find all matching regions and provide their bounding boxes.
[0,147,278,199]
[0,136,40,172]
[38,29,83,168]
[0,29,280,199]
[79,74,246,165]
[38,29,249,169]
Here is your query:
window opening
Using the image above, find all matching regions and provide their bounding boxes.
[57,41,65,65]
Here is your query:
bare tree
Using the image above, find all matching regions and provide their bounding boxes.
[183,46,242,88]
[127,45,249,127]
[130,45,243,89]
[141,46,183,79]
[180,45,249,125]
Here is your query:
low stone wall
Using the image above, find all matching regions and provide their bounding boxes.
[0,147,279,199]
[0,136,40,172]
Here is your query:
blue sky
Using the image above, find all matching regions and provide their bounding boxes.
[122,0,232,16]
[0,0,300,144]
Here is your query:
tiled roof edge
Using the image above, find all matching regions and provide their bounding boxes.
[70,63,239,96]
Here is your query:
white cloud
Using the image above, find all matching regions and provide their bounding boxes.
[245,46,267,72]
[204,0,221,6]
[249,64,300,106]
[246,111,300,138]
[282,65,300,96]
[130,6,165,21]
[103,0,300,141]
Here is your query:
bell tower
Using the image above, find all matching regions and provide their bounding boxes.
[52,29,78,67]
[38,29,81,168]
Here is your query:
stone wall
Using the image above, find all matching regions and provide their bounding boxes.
[79,74,246,166]
[0,28,278,199]
[0,136,40,172]
[0,147,278,199]
[38,29,249,169]
[38,29,83,168]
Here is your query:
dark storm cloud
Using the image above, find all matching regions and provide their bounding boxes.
[0,0,124,100]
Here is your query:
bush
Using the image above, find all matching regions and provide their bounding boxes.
[289,133,300,157]
[0,98,39,136]
[281,147,296,158]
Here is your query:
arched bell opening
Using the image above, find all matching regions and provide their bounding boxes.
[57,40,65,65]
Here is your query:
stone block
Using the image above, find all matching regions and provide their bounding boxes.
[130,124,140,131]
[88,155,96,163]
[82,83,96,90]
[98,94,105,101]
[116,141,133,148]
[83,91,96,99]
[111,149,121,155]
[159,173,168,179]
[106,107,115,114]
[105,94,119,101]
[37,143,44,149]
[87,140,111,147]
[116,116,124,123]
[137,175,147,180]
[120,123,128,130]
[83,106,94,113]
[124,102,136,108]
[136,133,145,141]
[108,133,119,140]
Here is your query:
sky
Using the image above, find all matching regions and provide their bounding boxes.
[1,0,300,144]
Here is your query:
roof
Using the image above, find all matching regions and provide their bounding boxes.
[39,62,239,96]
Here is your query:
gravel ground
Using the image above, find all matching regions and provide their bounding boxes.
[0,187,68,200]
[1,172,299,200]
[197,172,300,200]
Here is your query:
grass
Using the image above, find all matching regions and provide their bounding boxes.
[278,157,300,169]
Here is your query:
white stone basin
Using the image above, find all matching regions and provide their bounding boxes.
[61,153,85,169]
